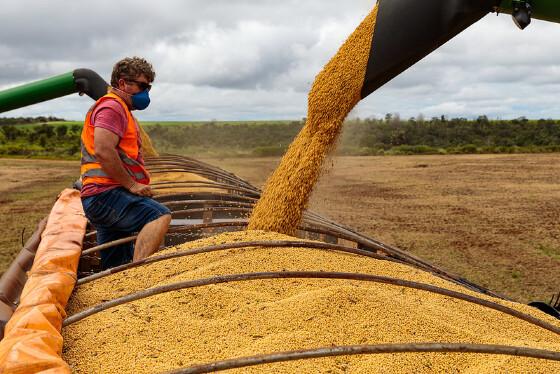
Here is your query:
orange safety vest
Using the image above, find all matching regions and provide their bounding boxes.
[80,92,150,187]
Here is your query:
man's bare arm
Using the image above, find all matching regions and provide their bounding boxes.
[94,127,152,196]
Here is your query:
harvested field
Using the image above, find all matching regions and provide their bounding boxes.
[207,154,560,304]
[1,154,559,304]
[0,158,78,273]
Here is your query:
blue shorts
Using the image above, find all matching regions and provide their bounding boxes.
[82,187,171,270]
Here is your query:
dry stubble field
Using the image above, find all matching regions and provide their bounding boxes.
[0,154,558,304]
[0,158,79,269]
[208,154,560,304]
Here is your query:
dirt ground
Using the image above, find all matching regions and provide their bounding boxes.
[0,159,79,271]
[0,154,558,304]
[206,154,560,304]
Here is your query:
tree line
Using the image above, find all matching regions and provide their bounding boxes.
[146,116,560,156]
[0,116,65,125]
[3,116,560,159]
[337,115,560,155]
[0,123,81,158]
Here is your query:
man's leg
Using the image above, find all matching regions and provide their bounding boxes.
[82,190,135,270]
[133,213,171,262]
[96,227,135,270]
[96,188,171,262]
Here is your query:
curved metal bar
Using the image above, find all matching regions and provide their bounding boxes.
[146,161,234,178]
[81,236,137,256]
[297,221,501,298]
[81,219,475,297]
[150,180,232,187]
[151,180,256,193]
[154,192,258,203]
[77,240,403,285]
[84,210,247,238]
[81,214,494,298]
[167,221,249,234]
[299,222,465,281]
[146,156,242,178]
[81,222,250,257]
[171,207,252,217]
[152,183,260,198]
[145,157,244,175]
[147,154,257,191]
[83,220,323,257]
[80,223,485,298]
[63,271,560,336]
[305,218,504,299]
[148,159,248,173]
[146,159,227,172]
[166,222,353,239]
[299,223,436,269]
[165,343,560,374]
[163,200,255,209]
[148,167,256,190]
[299,216,355,235]
[170,221,498,297]
[304,210,367,233]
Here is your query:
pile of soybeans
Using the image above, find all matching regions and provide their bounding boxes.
[63,231,560,373]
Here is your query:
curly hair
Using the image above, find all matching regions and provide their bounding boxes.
[110,57,156,87]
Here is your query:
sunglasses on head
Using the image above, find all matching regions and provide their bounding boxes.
[125,79,152,91]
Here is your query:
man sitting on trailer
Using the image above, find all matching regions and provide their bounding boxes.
[80,57,171,270]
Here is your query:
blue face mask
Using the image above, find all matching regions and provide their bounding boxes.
[131,90,150,110]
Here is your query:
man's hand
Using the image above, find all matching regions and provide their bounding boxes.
[128,181,154,197]
[94,128,154,197]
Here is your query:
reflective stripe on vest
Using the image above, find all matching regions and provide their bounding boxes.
[82,167,147,181]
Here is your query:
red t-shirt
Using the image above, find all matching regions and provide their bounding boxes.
[81,99,144,197]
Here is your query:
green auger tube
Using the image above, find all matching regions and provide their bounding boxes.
[0,69,108,114]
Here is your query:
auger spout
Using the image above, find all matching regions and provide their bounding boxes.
[360,0,496,99]
[0,69,108,114]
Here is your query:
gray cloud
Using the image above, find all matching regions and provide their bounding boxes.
[2,1,560,120]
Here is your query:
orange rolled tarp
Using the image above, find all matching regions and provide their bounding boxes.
[0,189,87,373]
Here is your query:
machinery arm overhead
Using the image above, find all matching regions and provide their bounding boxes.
[1,1,560,114]
[0,69,108,114]
[499,0,560,26]
[360,0,560,99]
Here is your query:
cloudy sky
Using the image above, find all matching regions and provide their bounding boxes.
[2,1,560,121]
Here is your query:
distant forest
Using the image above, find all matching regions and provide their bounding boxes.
[2,115,560,158]
[0,116,65,125]
[146,115,560,156]
[338,115,560,155]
